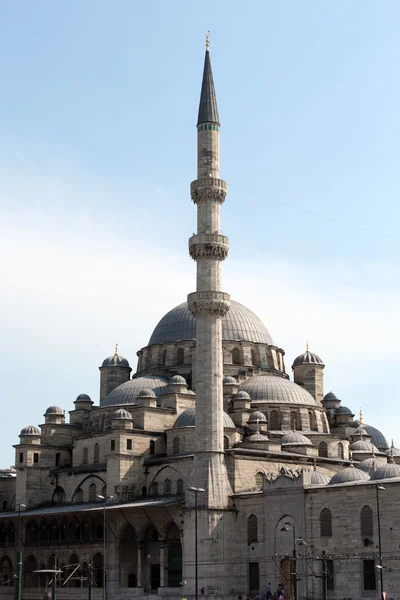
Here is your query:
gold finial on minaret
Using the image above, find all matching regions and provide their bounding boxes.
[206,31,210,50]
[115,343,118,355]
[306,340,309,352]
[359,407,363,424]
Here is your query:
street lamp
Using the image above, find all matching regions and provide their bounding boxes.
[187,487,205,600]
[180,579,187,600]
[15,503,26,600]
[281,522,302,600]
[375,485,385,599]
[97,495,113,600]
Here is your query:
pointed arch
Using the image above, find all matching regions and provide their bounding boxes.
[247,515,258,543]
[172,437,180,455]
[161,349,167,366]
[89,483,97,503]
[177,479,184,495]
[318,442,328,458]
[232,347,241,365]
[361,505,374,538]
[83,447,88,465]
[269,410,280,430]
[93,443,100,464]
[255,472,264,489]
[52,486,66,504]
[320,508,332,537]
[164,479,171,496]
[177,348,184,365]
[337,442,344,459]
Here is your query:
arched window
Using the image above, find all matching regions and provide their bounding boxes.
[177,479,184,495]
[177,348,184,365]
[247,515,258,543]
[251,349,257,366]
[25,521,37,546]
[74,488,84,503]
[361,505,374,538]
[290,411,299,430]
[255,472,264,489]
[232,347,241,365]
[89,483,97,503]
[320,508,332,537]
[309,411,318,431]
[269,410,280,430]
[224,436,229,450]
[0,556,13,586]
[318,442,328,458]
[52,486,66,504]
[55,453,61,466]
[172,437,180,455]
[337,442,344,459]
[149,440,155,455]
[23,555,38,587]
[83,447,88,465]
[151,482,158,496]
[161,349,167,366]
[6,522,15,544]
[92,553,104,588]
[164,479,171,496]
[94,444,100,464]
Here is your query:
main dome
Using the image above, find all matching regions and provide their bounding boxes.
[148,300,273,346]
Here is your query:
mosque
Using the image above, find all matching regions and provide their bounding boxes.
[1,39,400,600]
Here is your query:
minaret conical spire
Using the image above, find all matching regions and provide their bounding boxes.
[197,33,220,126]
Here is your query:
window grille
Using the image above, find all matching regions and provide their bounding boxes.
[89,483,97,502]
[319,442,328,458]
[290,411,299,429]
[93,444,100,464]
[251,349,257,366]
[320,508,332,537]
[269,410,280,430]
[247,515,258,543]
[361,505,374,538]
[177,348,184,365]
[232,347,241,365]
[326,560,334,591]
[164,479,171,496]
[337,442,344,459]
[151,482,159,496]
[255,472,264,488]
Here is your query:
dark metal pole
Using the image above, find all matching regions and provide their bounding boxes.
[103,500,106,600]
[15,506,22,600]
[292,525,297,600]
[88,561,92,600]
[322,551,327,600]
[195,490,198,600]
[51,554,57,600]
[376,486,384,598]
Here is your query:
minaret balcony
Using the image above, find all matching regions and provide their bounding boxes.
[190,178,227,204]
[187,291,231,317]
[189,233,229,260]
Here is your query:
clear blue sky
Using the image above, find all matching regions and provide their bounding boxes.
[1,1,399,465]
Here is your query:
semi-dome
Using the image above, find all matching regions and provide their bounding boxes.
[239,376,317,406]
[148,300,273,346]
[371,458,400,481]
[173,408,236,429]
[357,455,386,474]
[292,350,324,367]
[248,411,267,423]
[329,464,370,485]
[75,394,92,403]
[112,408,132,420]
[337,406,354,416]
[101,376,169,407]
[169,375,187,385]
[138,388,157,397]
[20,425,41,436]
[223,376,237,385]
[281,431,313,446]
[45,406,63,415]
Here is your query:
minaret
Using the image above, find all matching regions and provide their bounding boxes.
[187,34,231,508]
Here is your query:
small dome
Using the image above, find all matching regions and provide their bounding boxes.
[138,388,157,398]
[386,443,400,457]
[337,406,354,416]
[361,425,389,451]
[323,392,338,403]
[292,350,324,367]
[281,431,313,446]
[357,455,386,474]
[371,459,400,481]
[173,408,236,429]
[169,375,187,385]
[102,350,130,368]
[354,425,369,436]
[246,431,269,442]
[223,376,237,385]
[239,375,317,406]
[75,394,92,403]
[310,467,329,485]
[248,411,267,424]
[101,376,169,407]
[329,464,370,485]
[112,408,132,420]
[233,391,251,401]
[350,439,378,453]
[45,406,63,415]
[20,425,41,436]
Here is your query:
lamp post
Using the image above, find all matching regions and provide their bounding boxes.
[97,495,113,600]
[281,523,303,600]
[188,487,205,600]
[376,485,385,599]
[15,503,26,600]
[180,579,187,600]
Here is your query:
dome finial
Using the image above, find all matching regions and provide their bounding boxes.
[313,458,317,471]
[114,343,118,355]
[306,340,309,352]
[359,407,363,424]
[206,30,210,50]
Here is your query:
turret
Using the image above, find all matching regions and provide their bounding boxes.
[292,343,325,405]
[99,344,132,402]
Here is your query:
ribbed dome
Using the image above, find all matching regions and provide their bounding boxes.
[173,408,236,429]
[337,406,354,416]
[223,376,237,385]
[138,388,157,397]
[75,394,92,403]
[357,455,386,474]
[247,431,269,442]
[239,376,316,406]
[361,425,389,451]
[292,351,324,367]
[386,444,400,457]
[112,408,132,420]
[169,375,187,385]
[350,439,378,453]
[371,459,400,480]
[45,406,63,415]
[102,353,130,368]
[148,300,273,345]
[233,391,251,401]
[281,431,313,446]
[310,467,329,485]
[329,464,370,485]
[248,411,267,423]
[323,391,338,402]
[20,425,41,436]
[101,376,169,407]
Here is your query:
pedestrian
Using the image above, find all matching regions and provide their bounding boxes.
[266,582,271,600]
[201,587,205,595]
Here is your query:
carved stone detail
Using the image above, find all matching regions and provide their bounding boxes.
[189,233,229,260]
[187,291,230,317]
[190,178,227,204]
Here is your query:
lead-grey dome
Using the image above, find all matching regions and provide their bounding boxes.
[45,406,63,415]
[233,391,251,401]
[357,455,386,474]
[148,300,273,345]
[248,411,267,424]
[101,376,169,407]
[337,406,354,416]
[360,425,389,451]
[223,376,237,385]
[292,351,324,367]
[281,431,313,446]
[102,353,130,368]
[75,394,92,403]
[329,464,370,485]
[169,375,187,385]
[323,392,338,402]
[20,425,40,436]
[350,439,378,453]
[371,459,400,480]
[173,408,236,429]
[310,467,329,485]
[239,376,317,406]
[112,408,132,420]
[386,443,400,457]
[138,388,157,398]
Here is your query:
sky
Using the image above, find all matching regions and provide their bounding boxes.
[0,1,399,465]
